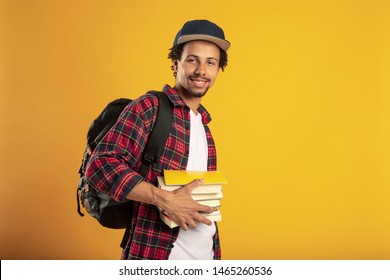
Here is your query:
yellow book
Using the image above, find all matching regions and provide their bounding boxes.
[163,170,228,185]
[157,176,222,194]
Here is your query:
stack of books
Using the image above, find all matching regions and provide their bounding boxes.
[157,170,228,228]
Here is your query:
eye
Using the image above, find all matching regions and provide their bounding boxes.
[187,57,198,64]
[207,60,217,66]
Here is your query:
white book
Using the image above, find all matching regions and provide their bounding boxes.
[159,210,222,228]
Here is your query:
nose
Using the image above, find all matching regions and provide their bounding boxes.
[195,62,206,76]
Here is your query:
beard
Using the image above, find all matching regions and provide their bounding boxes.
[187,86,209,98]
[185,76,210,98]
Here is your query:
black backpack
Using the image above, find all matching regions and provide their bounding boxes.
[77,91,172,229]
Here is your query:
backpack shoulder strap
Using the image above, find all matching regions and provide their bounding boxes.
[139,90,172,178]
[120,90,172,249]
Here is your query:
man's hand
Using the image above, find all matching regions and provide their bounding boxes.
[158,179,215,230]
[127,179,215,230]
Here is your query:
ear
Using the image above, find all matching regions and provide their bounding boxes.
[172,60,178,71]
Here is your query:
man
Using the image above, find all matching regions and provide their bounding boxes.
[86,19,230,260]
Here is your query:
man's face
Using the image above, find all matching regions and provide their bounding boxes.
[173,40,221,98]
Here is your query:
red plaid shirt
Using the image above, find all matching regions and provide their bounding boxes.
[85,85,221,260]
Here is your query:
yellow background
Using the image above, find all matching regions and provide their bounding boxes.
[1,0,389,259]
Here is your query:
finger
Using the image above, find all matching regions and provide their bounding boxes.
[187,220,197,229]
[179,213,205,229]
[180,222,189,231]
[196,203,215,214]
[184,179,205,192]
[195,215,212,226]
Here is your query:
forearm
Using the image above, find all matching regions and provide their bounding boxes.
[126,181,168,207]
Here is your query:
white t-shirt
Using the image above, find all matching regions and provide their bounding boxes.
[168,110,216,260]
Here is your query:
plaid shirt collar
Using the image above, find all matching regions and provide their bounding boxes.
[162,84,212,124]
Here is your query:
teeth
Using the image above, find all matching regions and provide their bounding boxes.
[193,80,206,86]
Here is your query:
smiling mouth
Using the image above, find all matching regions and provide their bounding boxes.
[190,78,209,87]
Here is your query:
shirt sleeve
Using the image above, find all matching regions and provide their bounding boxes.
[85,95,158,202]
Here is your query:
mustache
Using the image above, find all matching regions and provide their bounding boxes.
[190,76,210,82]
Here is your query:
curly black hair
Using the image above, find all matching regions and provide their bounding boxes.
[168,43,228,76]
